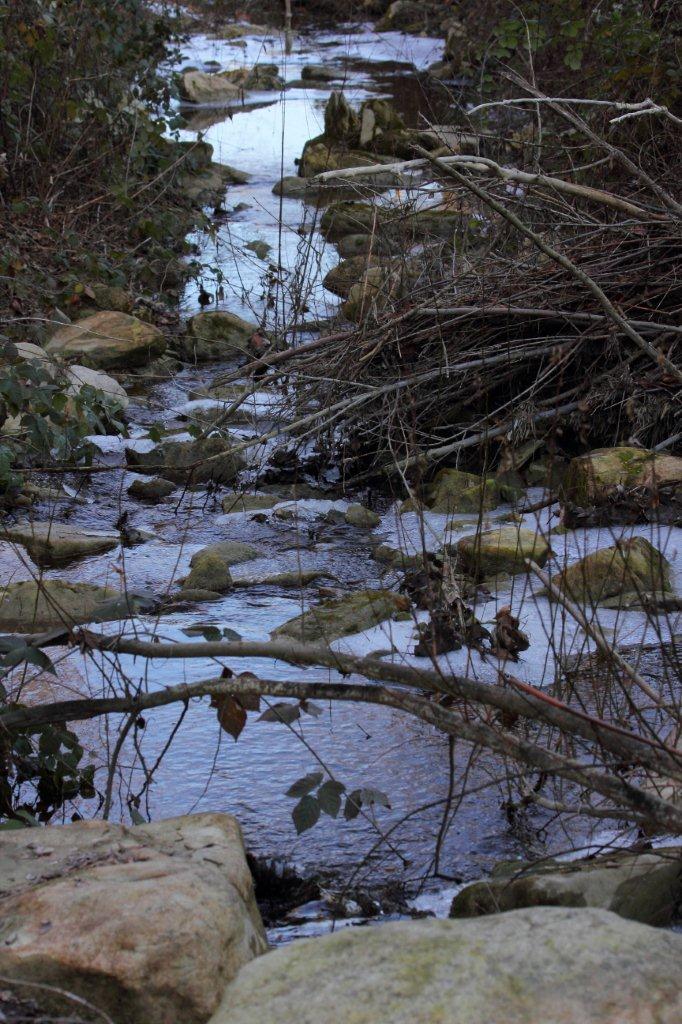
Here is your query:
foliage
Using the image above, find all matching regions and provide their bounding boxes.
[285,771,391,834]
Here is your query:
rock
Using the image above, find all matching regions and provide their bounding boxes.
[454,526,550,579]
[563,447,682,507]
[190,541,263,567]
[220,64,283,90]
[298,141,377,178]
[84,282,134,314]
[342,260,418,321]
[2,521,119,567]
[181,311,258,362]
[443,20,469,71]
[372,543,426,570]
[323,90,360,142]
[212,23,271,40]
[245,239,271,260]
[0,813,267,1024]
[344,503,381,528]
[273,589,409,642]
[547,536,673,606]
[358,98,404,149]
[65,364,129,409]
[427,468,504,514]
[178,70,241,104]
[272,175,321,199]
[185,552,233,592]
[171,588,223,604]
[323,256,380,299]
[235,570,323,588]
[207,907,682,1024]
[222,493,280,514]
[0,580,125,631]
[320,200,379,240]
[301,64,340,83]
[125,435,246,486]
[45,311,165,370]
[336,233,375,257]
[127,476,177,501]
[320,200,459,244]
[375,0,439,33]
[180,162,237,205]
[450,848,682,928]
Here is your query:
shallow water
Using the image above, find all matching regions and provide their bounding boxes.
[1,20,680,923]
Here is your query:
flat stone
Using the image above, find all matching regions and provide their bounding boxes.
[2,521,119,567]
[0,813,267,1024]
[450,848,682,927]
[190,541,263,567]
[273,589,409,642]
[0,580,125,632]
[46,311,165,370]
[208,907,682,1024]
[454,526,550,579]
[301,64,340,82]
[178,70,241,104]
[221,493,280,514]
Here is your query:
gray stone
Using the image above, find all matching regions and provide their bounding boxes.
[208,907,682,1024]
[273,589,410,642]
[184,552,233,592]
[46,311,165,370]
[125,435,246,486]
[127,476,177,501]
[0,580,126,632]
[2,521,119,567]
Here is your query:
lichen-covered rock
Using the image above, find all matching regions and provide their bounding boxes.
[3,521,119,567]
[548,536,672,606]
[128,476,177,501]
[125,435,245,486]
[178,70,241,104]
[426,468,504,514]
[322,256,381,298]
[455,526,550,579]
[185,552,233,592]
[344,503,381,529]
[84,282,134,314]
[190,540,263,567]
[0,813,267,1024]
[563,447,682,506]
[181,310,258,362]
[450,848,682,928]
[207,908,682,1024]
[0,580,124,631]
[46,311,165,370]
[273,589,409,642]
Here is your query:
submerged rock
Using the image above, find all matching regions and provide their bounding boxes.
[0,813,266,1024]
[207,907,682,1024]
[125,435,246,486]
[178,70,241,104]
[563,447,682,506]
[46,311,165,370]
[450,848,682,928]
[181,311,258,362]
[3,521,119,567]
[454,526,550,579]
[548,536,672,606]
[0,579,125,631]
[190,540,263,567]
[185,552,233,593]
[273,589,410,642]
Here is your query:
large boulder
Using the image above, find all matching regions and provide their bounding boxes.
[450,848,682,927]
[178,70,241,104]
[0,579,125,631]
[125,435,246,486]
[181,311,258,362]
[563,447,682,506]
[2,521,119,567]
[454,526,550,579]
[184,552,233,592]
[426,468,515,513]
[548,536,673,607]
[65,364,129,409]
[0,813,267,1024]
[273,589,409,642]
[46,312,165,370]
[208,907,682,1024]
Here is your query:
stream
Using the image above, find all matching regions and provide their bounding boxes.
[1,18,680,943]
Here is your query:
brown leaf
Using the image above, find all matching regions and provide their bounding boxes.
[214,694,247,741]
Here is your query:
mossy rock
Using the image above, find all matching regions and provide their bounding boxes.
[178,70,241,104]
[298,140,378,177]
[372,544,427,570]
[450,848,682,928]
[563,448,682,506]
[220,64,283,90]
[46,312,165,370]
[125,436,245,486]
[322,256,381,299]
[127,477,176,502]
[180,311,257,362]
[454,526,550,579]
[344,504,381,529]
[548,537,672,606]
[427,469,503,514]
[301,64,340,83]
[3,522,119,568]
[341,260,419,322]
[190,541,263,567]
[184,553,233,593]
[221,493,280,514]
[0,580,126,632]
[273,589,410,643]
[319,201,383,241]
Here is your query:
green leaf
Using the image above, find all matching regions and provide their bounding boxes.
[344,789,363,820]
[286,772,323,798]
[317,779,345,818]
[292,794,320,834]
[258,702,301,724]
